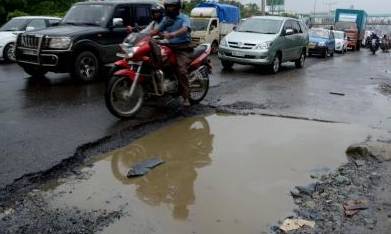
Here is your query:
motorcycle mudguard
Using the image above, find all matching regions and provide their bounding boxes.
[114,69,137,79]
[114,60,129,68]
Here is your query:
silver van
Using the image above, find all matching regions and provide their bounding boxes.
[218,16,309,73]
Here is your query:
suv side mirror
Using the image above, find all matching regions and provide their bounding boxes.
[284,28,294,36]
[112,18,124,27]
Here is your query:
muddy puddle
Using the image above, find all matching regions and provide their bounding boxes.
[38,114,382,234]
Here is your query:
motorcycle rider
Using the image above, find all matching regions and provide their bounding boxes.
[141,5,165,33]
[127,5,164,33]
[151,0,193,107]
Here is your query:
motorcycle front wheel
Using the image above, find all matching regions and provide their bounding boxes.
[189,72,210,105]
[105,75,144,119]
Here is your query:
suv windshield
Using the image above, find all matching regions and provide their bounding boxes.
[191,19,209,31]
[237,18,282,34]
[310,29,329,39]
[62,4,113,26]
[0,18,29,31]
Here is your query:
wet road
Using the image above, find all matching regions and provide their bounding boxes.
[1,51,391,189]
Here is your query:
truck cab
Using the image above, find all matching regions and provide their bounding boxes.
[190,3,240,54]
[15,1,159,81]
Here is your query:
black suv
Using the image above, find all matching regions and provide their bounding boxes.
[15,1,158,81]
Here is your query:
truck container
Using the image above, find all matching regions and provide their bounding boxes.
[334,9,368,50]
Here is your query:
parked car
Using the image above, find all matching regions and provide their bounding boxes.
[218,16,309,73]
[333,30,348,53]
[308,28,335,58]
[15,1,158,81]
[0,16,61,62]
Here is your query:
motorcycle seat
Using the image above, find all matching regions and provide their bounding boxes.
[190,45,208,60]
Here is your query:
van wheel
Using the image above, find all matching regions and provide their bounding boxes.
[221,60,234,70]
[73,51,100,82]
[269,55,281,74]
[295,52,305,68]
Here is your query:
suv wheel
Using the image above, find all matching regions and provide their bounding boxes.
[73,51,100,82]
[3,43,16,63]
[23,65,47,77]
[221,60,234,70]
[270,55,281,74]
[295,52,305,69]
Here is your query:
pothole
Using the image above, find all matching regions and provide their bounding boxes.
[1,114,384,233]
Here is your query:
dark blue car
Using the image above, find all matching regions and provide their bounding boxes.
[308,28,335,58]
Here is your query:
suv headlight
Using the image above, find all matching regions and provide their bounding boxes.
[255,41,272,50]
[49,37,72,49]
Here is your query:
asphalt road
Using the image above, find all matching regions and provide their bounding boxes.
[1,51,391,189]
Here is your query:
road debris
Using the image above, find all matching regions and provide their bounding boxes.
[127,158,165,177]
[329,92,345,96]
[346,142,391,161]
[279,218,315,232]
[343,199,369,217]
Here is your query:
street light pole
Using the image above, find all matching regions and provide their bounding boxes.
[261,0,266,16]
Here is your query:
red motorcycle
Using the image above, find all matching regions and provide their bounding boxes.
[105,32,211,119]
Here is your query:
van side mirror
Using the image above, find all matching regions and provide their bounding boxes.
[284,28,294,36]
[112,18,124,27]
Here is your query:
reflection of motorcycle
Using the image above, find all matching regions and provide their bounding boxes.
[380,38,390,52]
[105,32,212,119]
[110,117,214,220]
[370,38,380,55]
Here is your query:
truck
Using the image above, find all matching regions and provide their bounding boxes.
[190,2,240,54]
[334,9,368,51]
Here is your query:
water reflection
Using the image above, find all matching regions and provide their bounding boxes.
[110,117,214,220]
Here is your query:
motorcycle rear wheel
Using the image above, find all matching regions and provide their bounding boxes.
[105,75,144,119]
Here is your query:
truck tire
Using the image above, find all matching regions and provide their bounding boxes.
[3,43,16,63]
[221,60,234,70]
[22,65,47,77]
[211,41,219,54]
[73,51,100,82]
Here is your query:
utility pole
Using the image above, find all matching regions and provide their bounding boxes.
[261,0,266,16]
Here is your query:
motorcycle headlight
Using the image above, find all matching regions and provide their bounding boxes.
[120,43,139,59]
[255,41,272,50]
[49,37,72,49]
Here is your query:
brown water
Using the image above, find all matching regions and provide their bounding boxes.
[41,114,380,234]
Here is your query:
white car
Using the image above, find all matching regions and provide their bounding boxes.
[0,16,61,62]
[333,30,348,53]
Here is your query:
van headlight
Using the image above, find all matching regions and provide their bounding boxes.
[318,41,326,47]
[49,37,72,49]
[255,41,272,50]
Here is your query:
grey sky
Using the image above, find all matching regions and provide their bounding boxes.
[241,0,391,14]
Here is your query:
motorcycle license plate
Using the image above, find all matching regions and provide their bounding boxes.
[232,51,245,57]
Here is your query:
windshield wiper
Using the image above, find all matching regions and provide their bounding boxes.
[63,22,78,26]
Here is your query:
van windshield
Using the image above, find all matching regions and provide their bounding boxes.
[62,4,113,26]
[237,18,282,34]
[191,19,210,31]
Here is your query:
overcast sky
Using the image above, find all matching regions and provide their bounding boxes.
[241,0,391,14]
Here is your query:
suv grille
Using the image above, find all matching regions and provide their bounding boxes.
[19,35,41,49]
